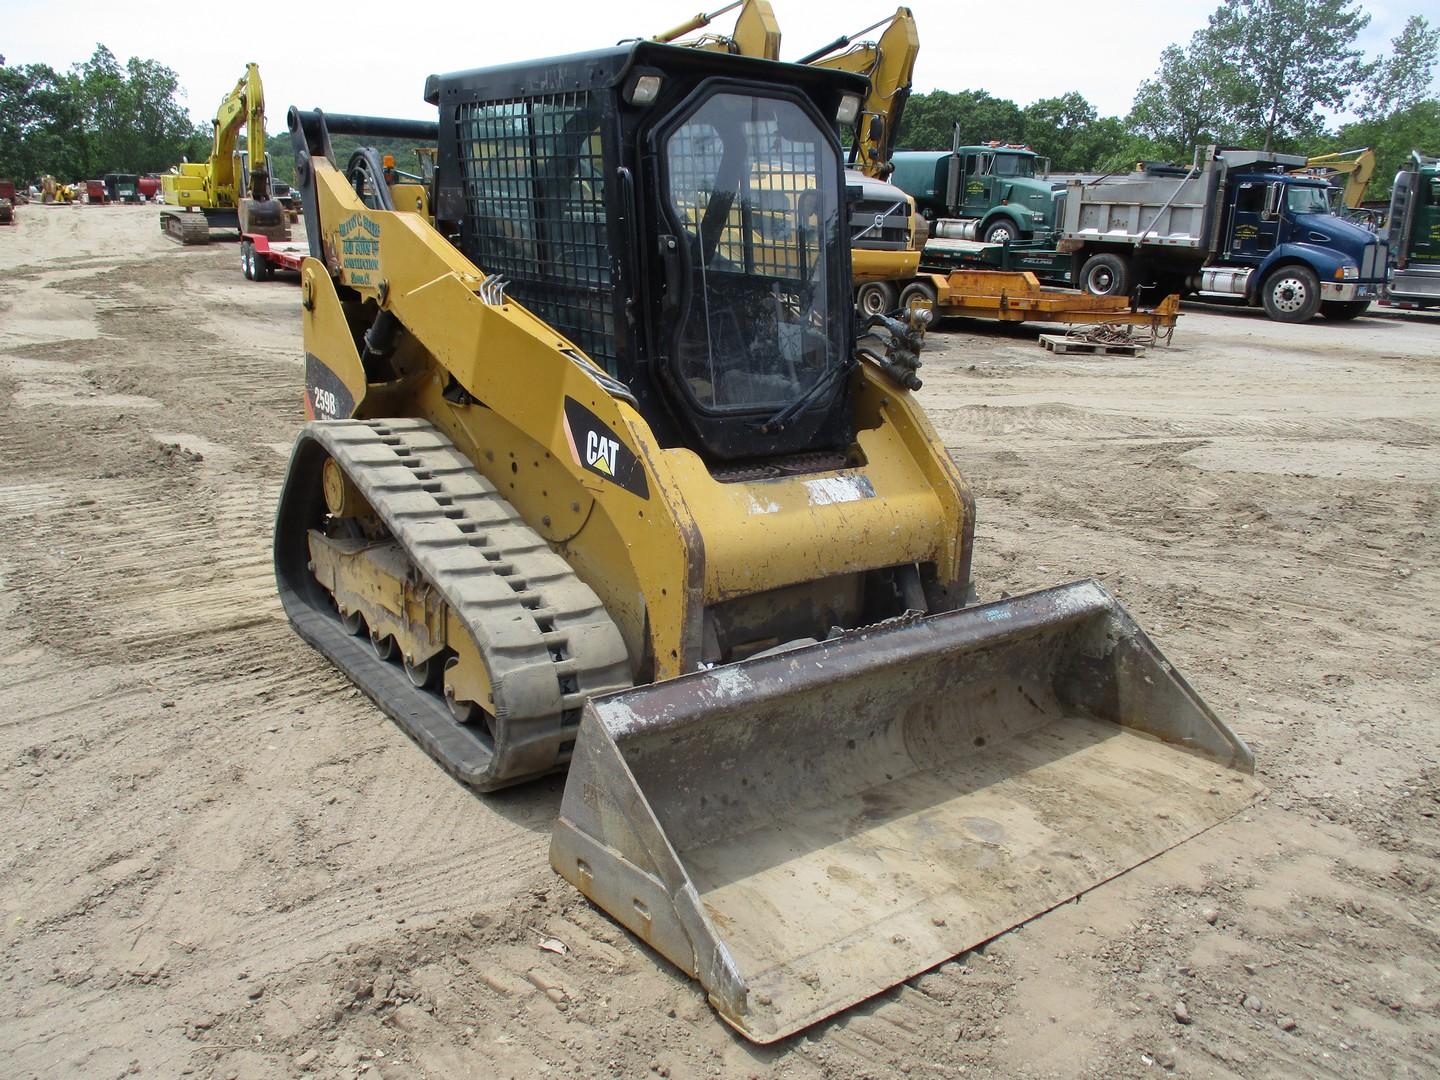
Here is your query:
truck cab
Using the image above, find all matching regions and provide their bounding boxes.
[891,140,1055,244]
[1217,169,1387,318]
[1384,154,1440,308]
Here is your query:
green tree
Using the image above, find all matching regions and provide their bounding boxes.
[1022,92,1098,171]
[0,62,86,182]
[0,44,197,181]
[1359,14,1440,120]
[1310,98,1440,202]
[1077,117,1168,175]
[895,89,1025,151]
[72,46,195,175]
[1206,0,1372,152]
[1128,37,1230,159]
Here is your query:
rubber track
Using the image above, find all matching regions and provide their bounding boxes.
[288,418,632,789]
[161,211,210,245]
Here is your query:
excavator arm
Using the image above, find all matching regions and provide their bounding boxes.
[208,62,270,205]
[652,0,781,59]
[798,7,918,179]
[1297,147,1376,211]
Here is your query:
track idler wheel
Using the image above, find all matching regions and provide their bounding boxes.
[404,654,437,689]
[369,630,395,661]
[443,657,479,724]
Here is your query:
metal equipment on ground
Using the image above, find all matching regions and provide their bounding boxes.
[899,269,1181,333]
[275,41,1258,1043]
[160,63,290,246]
[0,182,15,225]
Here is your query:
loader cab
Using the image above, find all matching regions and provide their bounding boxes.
[428,44,867,466]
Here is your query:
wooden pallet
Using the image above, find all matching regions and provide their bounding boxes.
[1038,334,1146,356]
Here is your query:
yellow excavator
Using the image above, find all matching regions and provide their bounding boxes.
[659,2,926,316]
[161,63,290,245]
[1292,147,1380,229]
[277,40,1259,1043]
[798,7,927,314]
[1297,147,1377,211]
[651,0,782,56]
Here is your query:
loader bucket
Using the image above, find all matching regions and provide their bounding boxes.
[551,580,1260,1043]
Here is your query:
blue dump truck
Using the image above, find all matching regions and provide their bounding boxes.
[899,146,1389,323]
[1057,147,1388,322]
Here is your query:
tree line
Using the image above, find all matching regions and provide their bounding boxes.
[4,2,1438,202]
[0,46,208,183]
[896,1,1438,201]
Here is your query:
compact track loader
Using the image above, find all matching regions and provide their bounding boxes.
[275,42,1259,1043]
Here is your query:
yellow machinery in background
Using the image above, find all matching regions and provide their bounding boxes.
[1293,147,1381,229]
[652,0,781,56]
[276,42,1258,1043]
[161,63,290,245]
[1298,147,1377,211]
[660,3,927,315]
[800,6,919,183]
[800,7,928,311]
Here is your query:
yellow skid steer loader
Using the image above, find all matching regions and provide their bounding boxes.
[275,41,1259,1043]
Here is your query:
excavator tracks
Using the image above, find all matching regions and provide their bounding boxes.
[161,210,211,245]
[274,418,632,790]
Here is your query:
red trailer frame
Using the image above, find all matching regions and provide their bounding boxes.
[241,233,308,280]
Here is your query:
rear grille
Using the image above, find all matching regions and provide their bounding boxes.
[849,197,912,251]
[454,93,617,371]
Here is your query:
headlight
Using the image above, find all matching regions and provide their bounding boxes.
[1031,213,1045,222]
[1334,265,1358,280]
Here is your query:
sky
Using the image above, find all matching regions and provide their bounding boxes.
[3,0,1435,126]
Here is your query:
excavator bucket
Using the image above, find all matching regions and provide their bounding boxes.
[551,580,1260,1043]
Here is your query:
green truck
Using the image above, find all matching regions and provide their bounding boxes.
[1384,153,1440,308]
[890,134,1057,244]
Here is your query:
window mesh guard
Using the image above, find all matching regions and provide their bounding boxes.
[455,94,616,370]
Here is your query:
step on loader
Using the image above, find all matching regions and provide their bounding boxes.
[274,41,1260,1043]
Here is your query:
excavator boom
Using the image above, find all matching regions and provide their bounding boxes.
[801,7,918,179]
[1296,147,1377,211]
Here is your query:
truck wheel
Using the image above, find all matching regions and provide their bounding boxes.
[1319,300,1369,321]
[240,240,256,281]
[1261,265,1321,322]
[898,280,938,318]
[855,281,898,318]
[256,253,274,282]
[983,218,1023,245]
[1080,253,1130,297]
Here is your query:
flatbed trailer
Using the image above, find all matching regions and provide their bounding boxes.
[240,233,308,280]
[921,236,1075,286]
[902,269,1180,332]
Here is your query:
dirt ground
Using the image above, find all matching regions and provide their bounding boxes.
[1,204,1436,1080]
